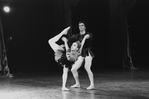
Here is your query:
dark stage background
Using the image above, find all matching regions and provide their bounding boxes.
[0,0,149,73]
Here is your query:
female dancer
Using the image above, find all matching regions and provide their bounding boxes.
[48,27,71,91]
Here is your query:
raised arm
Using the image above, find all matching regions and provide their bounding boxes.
[61,37,70,51]
[78,34,90,54]
[48,26,70,52]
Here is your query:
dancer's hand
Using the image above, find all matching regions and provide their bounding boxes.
[61,37,67,42]
[84,34,90,39]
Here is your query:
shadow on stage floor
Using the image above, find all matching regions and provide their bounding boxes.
[0,68,149,99]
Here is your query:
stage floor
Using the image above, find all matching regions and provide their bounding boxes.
[0,69,149,99]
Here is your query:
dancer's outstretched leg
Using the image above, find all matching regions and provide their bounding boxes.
[48,26,70,52]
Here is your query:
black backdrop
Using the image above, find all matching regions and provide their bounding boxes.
[0,0,149,73]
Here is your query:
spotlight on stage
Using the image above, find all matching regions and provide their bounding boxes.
[3,6,10,13]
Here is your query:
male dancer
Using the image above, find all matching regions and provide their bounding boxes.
[69,21,95,90]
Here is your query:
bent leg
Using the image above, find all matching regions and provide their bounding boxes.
[48,27,70,52]
[62,66,69,91]
[84,53,95,90]
[71,56,84,88]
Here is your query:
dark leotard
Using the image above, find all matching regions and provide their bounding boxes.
[55,50,74,69]
[68,32,94,57]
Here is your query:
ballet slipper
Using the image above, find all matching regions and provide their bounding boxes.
[70,84,80,88]
[86,85,95,90]
[62,87,69,91]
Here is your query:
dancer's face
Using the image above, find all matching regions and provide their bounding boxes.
[71,42,78,50]
[79,23,86,33]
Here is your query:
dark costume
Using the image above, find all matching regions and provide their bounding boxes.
[55,49,74,69]
[68,32,94,58]
[55,32,94,69]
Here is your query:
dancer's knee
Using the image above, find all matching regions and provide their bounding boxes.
[85,66,91,73]
[84,60,92,73]
[71,68,77,73]
[71,56,84,73]
[63,67,68,73]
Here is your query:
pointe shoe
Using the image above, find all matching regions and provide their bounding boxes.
[70,84,80,88]
[62,87,69,91]
[63,27,70,35]
[87,85,95,90]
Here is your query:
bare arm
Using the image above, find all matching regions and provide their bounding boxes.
[62,37,70,51]
[78,34,90,54]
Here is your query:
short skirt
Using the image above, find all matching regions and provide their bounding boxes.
[82,48,95,58]
[57,53,74,69]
